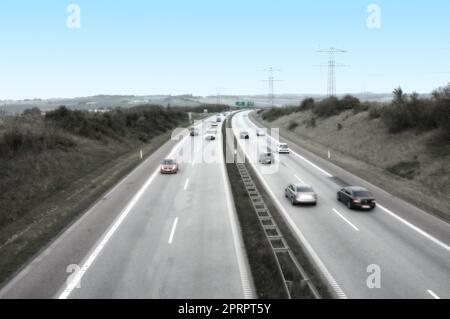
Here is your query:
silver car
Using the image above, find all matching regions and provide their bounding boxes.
[285,184,318,206]
[259,152,274,165]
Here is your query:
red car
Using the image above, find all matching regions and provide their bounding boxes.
[160,159,178,174]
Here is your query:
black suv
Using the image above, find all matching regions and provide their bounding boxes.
[337,186,376,210]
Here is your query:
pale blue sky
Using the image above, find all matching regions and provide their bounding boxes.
[0,0,449,99]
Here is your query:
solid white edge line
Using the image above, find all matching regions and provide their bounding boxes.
[332,208,360,232]
[57,125,195,299]
[233,112,348,299]
[246,112,450,253]
[377,204,450,252]
[168,218,179,244]
[219,122,255,299]
[184,178,190,191]
[427,289,440,299]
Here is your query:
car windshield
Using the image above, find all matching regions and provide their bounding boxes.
[279,144,288,148]
[162,159,175,165]
[353,191,372,197]
[297,186,313,192]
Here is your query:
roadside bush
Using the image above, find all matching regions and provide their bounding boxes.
[288,121,299,131]
[381,104,411,133]
[312,96,339,117]
[179,104,230,114]
[299,98,315,111]
[22,107,42,118]
[262,107,295,122]
[311,95,361,118]
[2,127,23,152]
[339,95,361,110]
[0,123,75,156]
[368,105,383,119]
[380,88,439,133]
[353,101,371,114]
[432,84,450,137]
[45,105,188,141]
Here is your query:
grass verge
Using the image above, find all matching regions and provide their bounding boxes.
[222,120,288,299]
[242,150,334,299]
[223,116,331,298]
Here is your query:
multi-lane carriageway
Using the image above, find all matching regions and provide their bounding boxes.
[0,116,253,299]
[232,110,449,299]
[0,111,449,299]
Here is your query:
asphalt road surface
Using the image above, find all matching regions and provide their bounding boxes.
[232,110,450,299]
[0,116,253,299]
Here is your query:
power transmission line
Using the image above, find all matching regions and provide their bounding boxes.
[317,47,347,97]
[215,87,225,105]
[261,67,282,107]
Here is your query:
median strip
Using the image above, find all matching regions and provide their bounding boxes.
[223,115,333,299]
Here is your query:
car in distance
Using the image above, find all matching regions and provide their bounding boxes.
[211,122,219,127]
[285,184,318,206]
[216,117,222,122]
[277,143,290,154]
[240,131,250,139]
[256,130,266,137]
[160,159,178,174]
[189,128,200,136]
[205,134,216,141]
[337,186,376,210]
[259,152,274,164]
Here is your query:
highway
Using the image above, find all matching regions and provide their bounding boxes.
[0,116,253,299]
[1,110,448,300]
[232,110,450,299]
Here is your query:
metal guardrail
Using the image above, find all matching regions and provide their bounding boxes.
[223,114,321,299]
[235,162,321,299]
[235,162,292,298]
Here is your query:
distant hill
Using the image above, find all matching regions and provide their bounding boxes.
[0,92,398,114]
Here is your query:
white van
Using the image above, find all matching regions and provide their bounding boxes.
[277,143,290,154]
